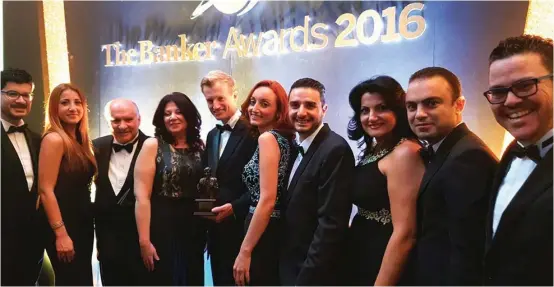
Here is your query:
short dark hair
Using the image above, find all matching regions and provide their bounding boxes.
[1,68,34,90]
[347,75,415,158]
[152,92,204,152]
[489,34,553,73]
[409,67,462,101]
[289,78,326,104]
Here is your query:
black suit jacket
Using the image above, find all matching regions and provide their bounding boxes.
[483,141,553,286]
[280,124,355,286]
[414,123,498,286]
[92,131,149,261]
[203,119,257,221]
[1,124,44,285]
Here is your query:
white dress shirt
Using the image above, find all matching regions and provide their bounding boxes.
[492,129,553,236]
[218,110,241,158]
[108,134,139,196]
[287,123,325,188]
[2,119,34,191]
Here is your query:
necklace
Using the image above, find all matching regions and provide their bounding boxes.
[359,138,406,166]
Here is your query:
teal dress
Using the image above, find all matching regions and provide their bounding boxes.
[242,130,293,286]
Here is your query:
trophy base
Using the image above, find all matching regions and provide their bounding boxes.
[194,198,216,217]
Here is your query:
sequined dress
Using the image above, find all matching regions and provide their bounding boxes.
[343,139,412,285]
[242,130,292,286]
[148,138,204,285]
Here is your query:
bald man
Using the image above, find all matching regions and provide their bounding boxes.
[93,99,149,285]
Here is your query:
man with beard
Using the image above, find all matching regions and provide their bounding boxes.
[280,78,354,286]
[93,99,149,285]
[405,67,497,285]
[201,70,257,285]
[1,68,44,285]
[483,35,553,286]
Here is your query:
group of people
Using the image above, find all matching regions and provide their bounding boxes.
[1,34,552,286]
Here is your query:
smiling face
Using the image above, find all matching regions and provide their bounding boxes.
[247,86,278,132]
[488,53,553,145]
[288,87,327,141]
[202,81,238,123]
[108,100,141,144]
[164,101,187,136]
[1,82,33,123]
[58,89,84,126]
[360,92,397,141]
[406,76,464,144]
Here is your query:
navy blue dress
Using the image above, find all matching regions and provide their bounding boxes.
[242,130,292,286]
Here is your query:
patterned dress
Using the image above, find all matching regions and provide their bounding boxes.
[343,139,414,285]
[148,137,204,286]
[242,130,292,286]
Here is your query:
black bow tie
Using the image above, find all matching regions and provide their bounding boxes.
[419,141,435,163]
[294,143,305,156]
[6,124,27,134]
[113,140,137,153]
[512,144,541,163]
[216,124,233,132]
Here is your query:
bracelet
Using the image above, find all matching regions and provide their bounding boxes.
[51,221,65,230]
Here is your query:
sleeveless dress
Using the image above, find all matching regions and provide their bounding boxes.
[242,130,292,286]
[148,138,204,286]
[43,158,95,286]
[343,139,413,285]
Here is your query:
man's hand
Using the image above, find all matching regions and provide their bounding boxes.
[211,203,234,223]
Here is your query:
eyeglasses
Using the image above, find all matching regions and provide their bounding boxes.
[1,90,34,100]
[483,74,553,104]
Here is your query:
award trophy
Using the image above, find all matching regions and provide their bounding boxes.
[195,167,218,217]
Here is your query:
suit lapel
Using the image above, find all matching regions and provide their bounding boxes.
[22,128,38,175]
[218,120,247,172]
[286,124,330,203]
[97,135,115,195]
[208,129,221,175]
[490,148,553,249]
[418,123,470,197]
[485,141,518,249]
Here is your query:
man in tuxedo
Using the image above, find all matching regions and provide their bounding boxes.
[482,35,553,286]
[405,67,497,285]
[93,98,149,285]
[1,68,44,285]
[201,70,257,285]
[280,78,354,286]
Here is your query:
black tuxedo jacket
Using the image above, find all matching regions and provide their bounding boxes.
[203,118,257,221]
[280,124,355,286]
[92,130,149,261]
[414,123,498,285]
[483,141,553,286]
[1,124,44,285]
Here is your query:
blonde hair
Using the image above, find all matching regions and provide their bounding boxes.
[44,83,97,173]
[200,70,237,97]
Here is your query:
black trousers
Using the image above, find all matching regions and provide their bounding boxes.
[208,217,245,286]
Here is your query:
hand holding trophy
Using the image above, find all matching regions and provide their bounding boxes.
[195,167,218,217]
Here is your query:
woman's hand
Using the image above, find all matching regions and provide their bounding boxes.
[140,241,160,272]
[56,234,75,263]
[233,250,252,286]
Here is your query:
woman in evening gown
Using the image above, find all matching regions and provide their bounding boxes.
[343,76,425,286]
[38,83,97,285]
[233,80,295,286]
[134,92,205,285]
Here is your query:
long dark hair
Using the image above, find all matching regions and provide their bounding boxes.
[152,92,204,152]
[347,75,415,157]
